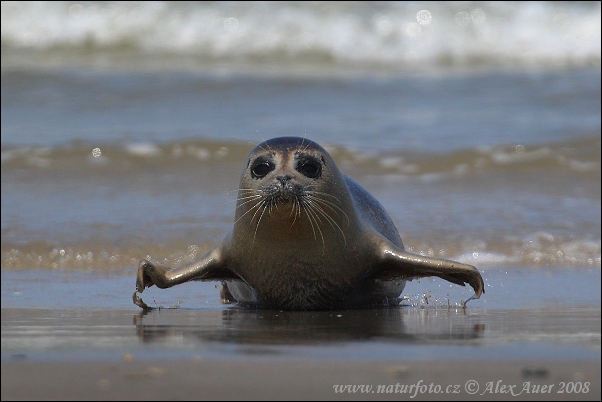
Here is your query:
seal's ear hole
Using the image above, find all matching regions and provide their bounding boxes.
[296,156,322,179]
[251,157,275,179]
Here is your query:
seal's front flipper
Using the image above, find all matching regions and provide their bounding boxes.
[136,259,173,292]
[133,290,151,310]
[372,242,484,299]
[134,243,242,308]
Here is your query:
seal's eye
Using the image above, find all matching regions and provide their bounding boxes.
[251,158,274,179]
[297,156,322,179]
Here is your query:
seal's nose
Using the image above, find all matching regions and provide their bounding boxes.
[276,174,293,184]
[274,174,295,200]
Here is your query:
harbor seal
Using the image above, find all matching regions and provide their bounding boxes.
[134,137,484,310]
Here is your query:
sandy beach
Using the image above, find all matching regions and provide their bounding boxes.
[2,268,600,400]
[2,359,600,401]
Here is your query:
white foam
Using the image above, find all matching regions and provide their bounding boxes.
[567,160,600,172]
[125,142,161,156]
[455,251,520,265]
[490,147,553,164]
[2,2,600,71]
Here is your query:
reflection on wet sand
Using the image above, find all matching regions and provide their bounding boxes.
[133,307,485,346]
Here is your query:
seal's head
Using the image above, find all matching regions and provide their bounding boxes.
[235,137,352,247]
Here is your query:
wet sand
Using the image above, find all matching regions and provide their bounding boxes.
[2,359,600,401]
[1,268,600,400]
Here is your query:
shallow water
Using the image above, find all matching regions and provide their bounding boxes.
[2,69,600,270]
[1,268,600,362]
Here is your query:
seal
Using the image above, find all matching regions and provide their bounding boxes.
[134,137,484,310]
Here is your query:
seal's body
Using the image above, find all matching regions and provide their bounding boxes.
[134,137,483,310]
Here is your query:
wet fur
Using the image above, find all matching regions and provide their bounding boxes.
[134,137,484,310]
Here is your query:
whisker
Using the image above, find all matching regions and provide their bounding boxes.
[290,197,300,228]
[306,192,350,225]
[300,137,311,153]
[234,195,263,210]
[257,140,275,158]
[234,194,262,204]
[304,203,326,254]
[252,201,269,246]
[227,188,261,203]
[233,198,263,225]
[226,188,258,196]
[303,201,319,242]
[304,190,341,200]
[235,190,261,197]
[313,199,350,227]
[306,198,347,246]
[249,199,266,225]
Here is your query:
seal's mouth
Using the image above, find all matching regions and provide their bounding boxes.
[262,181,303,206]
[236,179,350,248]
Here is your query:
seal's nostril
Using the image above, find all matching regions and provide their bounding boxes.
[276,174,293,183]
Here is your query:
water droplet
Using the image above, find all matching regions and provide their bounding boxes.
[416,10,432,26]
